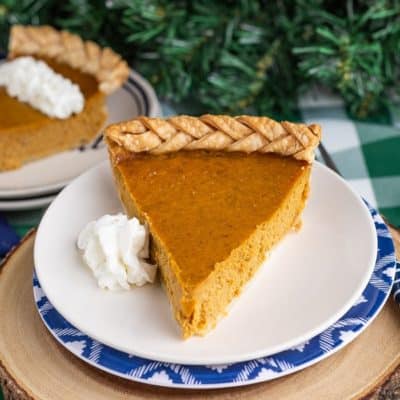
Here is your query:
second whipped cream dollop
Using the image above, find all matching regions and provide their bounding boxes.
[77,214,157,290]
[0,56,84,119]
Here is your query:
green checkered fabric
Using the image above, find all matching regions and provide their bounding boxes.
[300,96,400,226]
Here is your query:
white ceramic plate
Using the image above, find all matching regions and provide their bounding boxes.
[34,161,377,365]
[0,193,57,210]
[0,69,161,199]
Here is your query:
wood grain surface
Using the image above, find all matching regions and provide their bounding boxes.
[0,229,399,400]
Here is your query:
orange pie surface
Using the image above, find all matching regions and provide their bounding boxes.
[115,151,309,288]
[105,113,321,338]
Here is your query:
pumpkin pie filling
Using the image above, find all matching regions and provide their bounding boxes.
[116,151,308,284]
[105,115,321,338]
[113,150,310,336]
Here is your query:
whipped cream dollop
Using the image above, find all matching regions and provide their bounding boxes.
[0,56,84,119]
[77,214,157,290]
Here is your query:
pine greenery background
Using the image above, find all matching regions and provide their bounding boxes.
[0,0,399,119]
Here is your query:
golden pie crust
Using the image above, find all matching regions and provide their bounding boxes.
[105,115,321,338]
[106,115,321,163]
[9,25,130,94]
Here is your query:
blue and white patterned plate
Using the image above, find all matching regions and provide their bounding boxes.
[33,202,396,389]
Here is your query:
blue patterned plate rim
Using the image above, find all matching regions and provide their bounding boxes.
[33,202,396,389]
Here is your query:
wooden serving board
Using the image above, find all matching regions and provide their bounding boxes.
[0,230,399,400]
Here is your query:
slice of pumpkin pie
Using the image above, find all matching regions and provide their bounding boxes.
[105,115,321,338]
[0,25,129,171]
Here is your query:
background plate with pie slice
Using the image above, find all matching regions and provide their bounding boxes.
[0,59,161,201]
[34,161,377,365]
